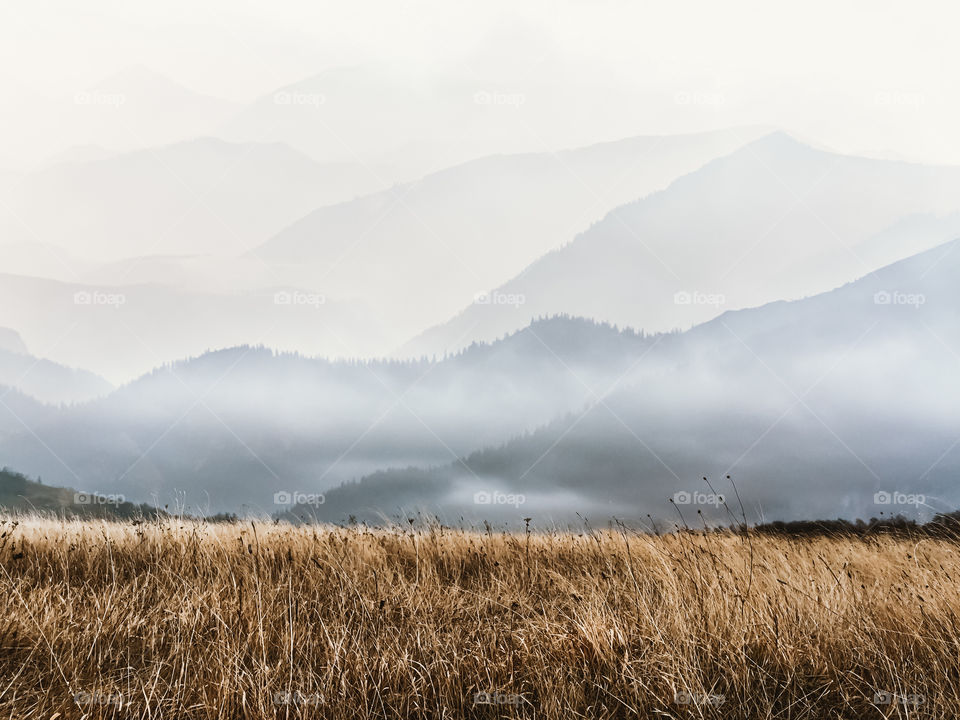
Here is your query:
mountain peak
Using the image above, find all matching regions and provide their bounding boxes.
[0,327,28,355]
[90,65,231,106]
[740,130,824,160]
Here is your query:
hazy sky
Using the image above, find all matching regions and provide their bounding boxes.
[1,0,959,164]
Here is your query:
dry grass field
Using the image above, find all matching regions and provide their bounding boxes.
[0,516,957,719]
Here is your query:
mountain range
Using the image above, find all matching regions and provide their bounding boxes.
[0,128,769,380]
[305,238,960,525]
[0,66,237,168]
[0,326,111,404]
[13,129,960,383]
[0,316,655,512]
[1,84,958,528]
[406,132,960,356]
[1,238,957,521]
[252,127,769,339]
[1,137,382,265]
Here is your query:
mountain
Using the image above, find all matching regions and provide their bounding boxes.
[0,317,656,512]
[252,127,769,340]
[0,386,53,437]
[5,237,958,518]
[0,348,112,405]
[0,466,161,518]
[0,325,112,405]
[0,66,238,167]
[5,237,958,519]
[0,327,27,355]
[220,62,766,185]
[308,238,960,525]
[0,273,391,383]
[218,64,545,180]
[1,137,381,262]
[2,128,769,366]
[65,65,238,154]
[406,132,960,357]
[221,65,480,181]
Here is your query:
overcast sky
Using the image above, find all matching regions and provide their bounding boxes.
[1,0,958,164]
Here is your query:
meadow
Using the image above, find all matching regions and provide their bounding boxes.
[0,516,956,718]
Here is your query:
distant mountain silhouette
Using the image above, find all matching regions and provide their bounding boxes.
[0,347,112,405]
[4,240,959,520]
[308,238,960,525]
[0,317,656,512]
[0,273,391,383]
[253,127,768,340]
[0,327,27,355]
[406,132,960,357]
[2,137,380,262]
[0,466,161,519]
[0,129,769,378]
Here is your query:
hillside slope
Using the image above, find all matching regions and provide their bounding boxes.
[315,238,960,524]
[406,132,960,356]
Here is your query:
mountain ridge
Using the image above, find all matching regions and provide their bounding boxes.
[402,132,960,357]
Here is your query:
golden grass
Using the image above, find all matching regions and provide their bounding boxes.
[0,517,958,718]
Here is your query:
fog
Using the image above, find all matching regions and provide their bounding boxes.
[291,241,960,526]
[1,1,958,525]
[2,239,958,522]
